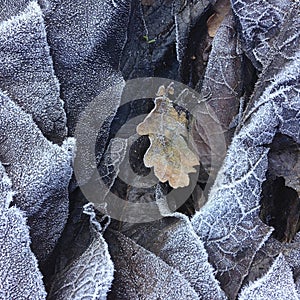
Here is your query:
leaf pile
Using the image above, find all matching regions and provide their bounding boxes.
[0,0,299,299]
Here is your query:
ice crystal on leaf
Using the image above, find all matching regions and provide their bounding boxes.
[0,163,47,299]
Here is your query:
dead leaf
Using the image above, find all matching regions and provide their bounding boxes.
[239,254,299,300]
[207,0,231,37]
[105,229,199,300]
[137,84,199,188]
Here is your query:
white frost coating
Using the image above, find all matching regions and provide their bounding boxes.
[191,44,299,299]
[157,220,227,299]
[43,0,131,135]
[238,254,299,300]
[0,91,75,262]
[231,0,292,69]
[0,1,67,143]
[0,164,13,214]
[107,230,200,300]
[154,188,227,299]
[48,211,114,300]
[174,14,182,63]
[246,53,300,121]
[0,163,47,300]
[0,92,74,216]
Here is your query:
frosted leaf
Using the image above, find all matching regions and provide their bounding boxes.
[245,55,300,142]
[42,0,131,135]
[48,205,114,300]
[284,232,300,298]
[243,237,283,285]
[122,191,227,300]
[174,0,213,63]
[105,229,200,300]
[192,36,299,298]
[0,163,47,299]
[284,234,300,297]
[206,0,231,38]
[0,1,67,143]
[238,254,299,300]
[137,84,199,188]
[0,162,13,214]
[0,0,31,21]
[284,233,300,282]
[149,217,226,299]
[231,0,293,69]
[200,13,243,130]
[42,0,130,186]
[192,12,244,184]
[98,137,128,201]
[241,3,300,123]
[0,91,75,262]
[191,117,273,298]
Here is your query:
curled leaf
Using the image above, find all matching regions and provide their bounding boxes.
[0,1,67,143]
[105,229,200,300]
[0,163,47,299]
[0,91,74,262]
[48,204,114,300]
[238,254,299,300]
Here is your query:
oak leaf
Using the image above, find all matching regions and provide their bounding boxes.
[137,84,199,189]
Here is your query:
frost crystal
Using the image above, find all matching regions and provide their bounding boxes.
[0,1,67,143]
[0,163,47,299]
[48,206,114,300]
[239,254,299,300]
[0,91,74,262]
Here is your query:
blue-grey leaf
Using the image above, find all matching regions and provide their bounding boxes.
[0,1,67,143]
[48,205,114,300]
[238,254,299,300]
[105,229,200,300]
[0,163,47,299]
[0,91,75,262]
[192,59,299,298]
[130,215,227,299]
[231,0,293,69]
[0,0,31,21]
[42,0,131,135]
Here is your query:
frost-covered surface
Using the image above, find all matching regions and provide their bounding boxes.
[0,91,74,262]
[120,190,227,299]
[238,254,299,300]
[42,0,131,135]
[0,163,47,299]
[191,0,300,298]
[41,0,131,186]
[231,0,292,69]
[0,1,67,143]
[191,97,274,298]
[200,12,242,126]
[136,210,227,299]
[192,12,244,180]
[0,0,31,21]
[105,229,200,300]
[152,217,226,299]
[0,0,299,299]
[192,56,299,299]
[48,205,114,300]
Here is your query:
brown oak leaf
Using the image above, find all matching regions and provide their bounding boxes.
[137,84,199,189]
